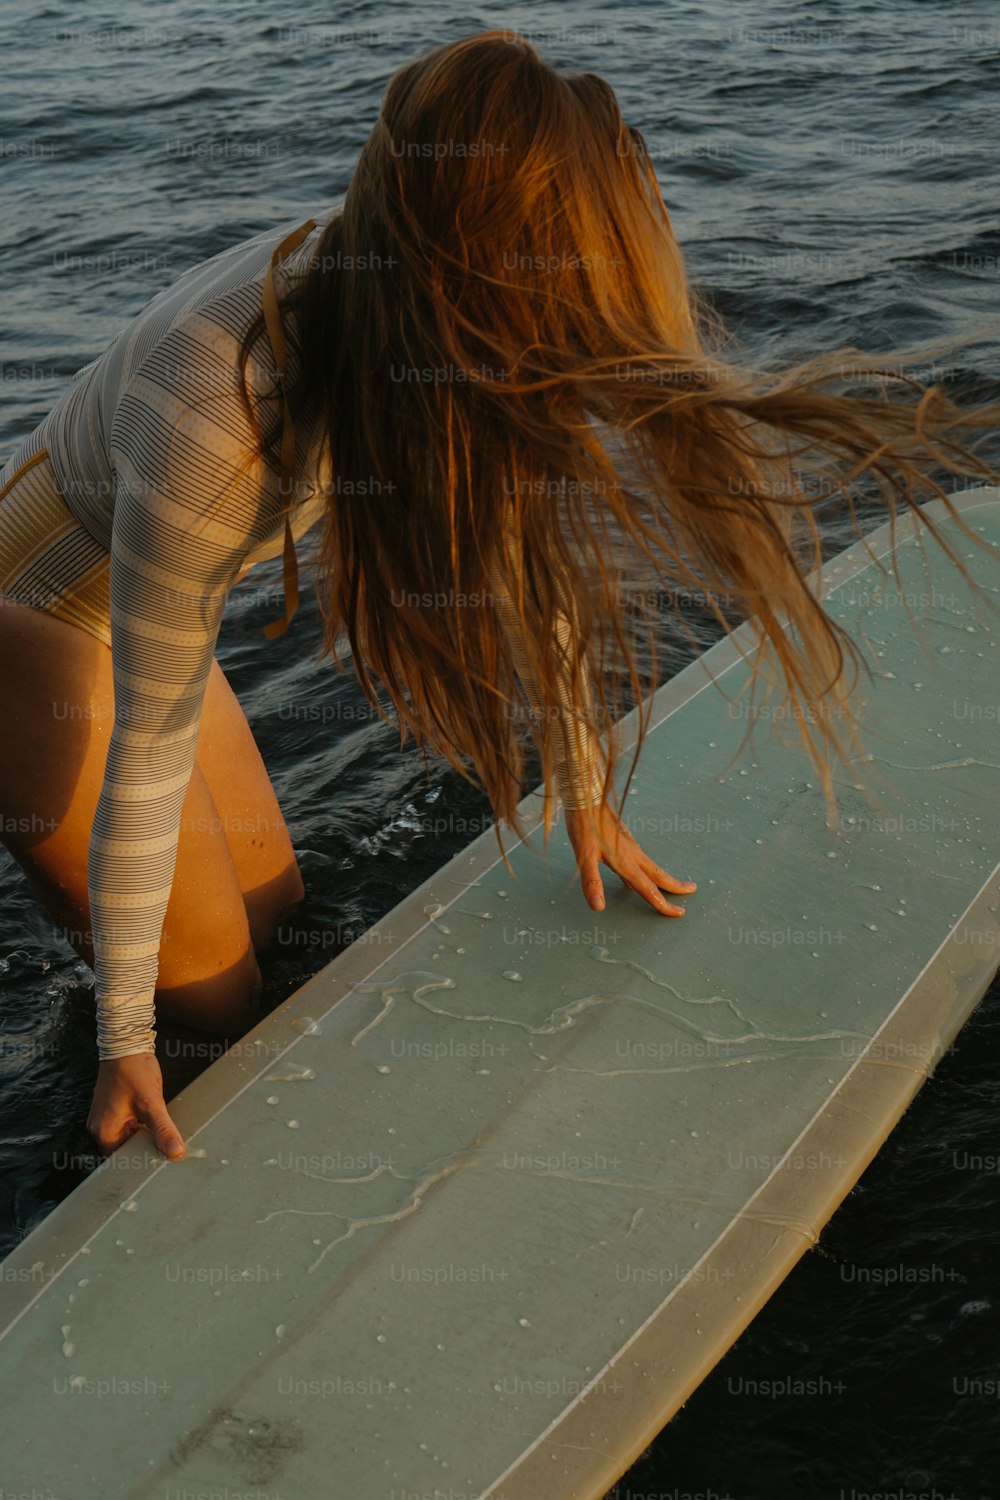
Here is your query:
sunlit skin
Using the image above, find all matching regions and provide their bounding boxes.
[564,805,697,917]
[89,1056,185,1160]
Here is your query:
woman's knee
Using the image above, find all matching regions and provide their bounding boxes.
[243,862,306,951]
[155,940,263,1037]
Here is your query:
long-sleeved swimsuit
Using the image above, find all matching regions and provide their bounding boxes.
[0,207,604,1061]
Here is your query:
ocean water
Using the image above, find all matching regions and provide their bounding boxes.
[1,1,999,1496]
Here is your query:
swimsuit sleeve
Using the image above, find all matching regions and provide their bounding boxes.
[93,306,287,1061]
[487,541,607,811]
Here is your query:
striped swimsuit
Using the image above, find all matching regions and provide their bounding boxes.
[0,208,604,1062]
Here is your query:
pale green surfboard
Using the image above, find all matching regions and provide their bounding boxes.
[1,487,999,1500]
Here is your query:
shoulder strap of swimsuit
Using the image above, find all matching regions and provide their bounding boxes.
[261,216,318,640]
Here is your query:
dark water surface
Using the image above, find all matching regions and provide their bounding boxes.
[1,2,999,1496]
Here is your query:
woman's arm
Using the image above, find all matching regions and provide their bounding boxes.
[86,306,291,1154]
[488,541,698,915]
[491,583,607,811]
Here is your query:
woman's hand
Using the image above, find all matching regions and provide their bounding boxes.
[87,1055,187,1161]
[564,802,697,916]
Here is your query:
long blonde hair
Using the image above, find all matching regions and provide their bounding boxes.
[238,29,1000,839]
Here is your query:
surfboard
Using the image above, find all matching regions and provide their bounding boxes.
[1,485,999,1500]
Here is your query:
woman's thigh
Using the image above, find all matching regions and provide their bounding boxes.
[194,661,305,950]
[0,600,299,1032]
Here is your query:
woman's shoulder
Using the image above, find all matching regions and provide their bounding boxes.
[131,215,322,325]
[107,218,324,427]
[95,212,327,405]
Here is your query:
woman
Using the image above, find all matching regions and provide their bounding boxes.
[1,31,998,1164]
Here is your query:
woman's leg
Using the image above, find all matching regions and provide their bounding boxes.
[0,599,304,1037]
[192,658,306,954]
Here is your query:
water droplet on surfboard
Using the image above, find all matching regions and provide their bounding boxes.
[291,1017,322,1035]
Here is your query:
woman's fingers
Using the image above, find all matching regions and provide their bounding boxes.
[564,805,696,918]
[636,853,697,896]
[603,827,696,894]
[115,1117,141,1147]
[88,1057,187,1162]
[136,1096,187,1161]
[602,850,688,915]
[579,850,607,912]
[596,833,695,915]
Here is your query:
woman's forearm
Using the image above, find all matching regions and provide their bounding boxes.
[487,545,606,809]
